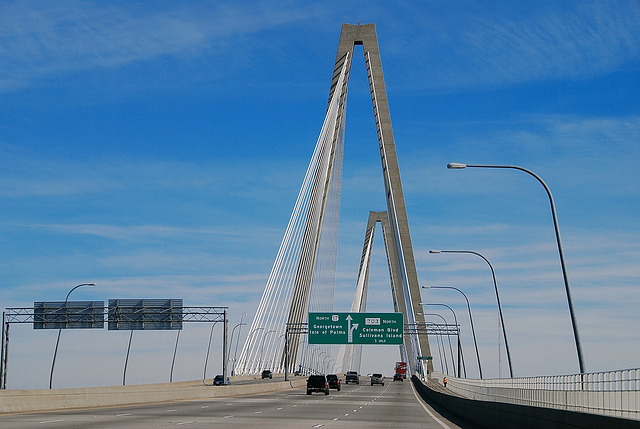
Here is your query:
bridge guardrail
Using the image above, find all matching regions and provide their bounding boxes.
[431,369,640,421]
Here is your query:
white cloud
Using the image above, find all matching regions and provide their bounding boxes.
[0,0,319,92]
[386,1,640,90]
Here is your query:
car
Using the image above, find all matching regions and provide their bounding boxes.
[371,373,384,386]
[261,369,273,379]
[213,375,229,385]
[326,374,341,391]
[306,374,330,395]
[345,371,359,384]
[393,373,404,381]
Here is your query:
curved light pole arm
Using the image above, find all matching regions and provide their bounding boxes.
[229,322,247,375]
[424,285,482,379]
[430,249,513,377]
[203,322,218,384]
[49,283,96,389]
[231,313,248,375]
[448,162,584,374]
[421,303,462,378]
[260,330,276,371]
[423,313,455,375]
[243,327,264,374]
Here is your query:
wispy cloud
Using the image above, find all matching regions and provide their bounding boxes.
[400,113,640,199]
[0,141,306,200]
[387,0,640,89]
[0,0,318,92]
[13,222,240,241]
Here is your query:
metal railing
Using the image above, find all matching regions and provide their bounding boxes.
[431,369,640,420]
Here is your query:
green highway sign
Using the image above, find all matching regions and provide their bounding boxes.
[418,356,433,360]
[308,312,404,345]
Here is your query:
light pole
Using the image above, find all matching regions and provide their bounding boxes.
[447,162,584,375]
[323,354,331,374]
[423,285,482,379]
[244,327,264,373]
[274,333,286,371]
[316,350,325,375]
[300,340,309,375]
[203,322,218,384]
[428,321,447,373]
[419,313,454,374]
[430,249,513,378]
[423,321,446,373]
[420,303,463,378]
[49,283,97,389]
[260,330,276,371]
[230,313,248,375]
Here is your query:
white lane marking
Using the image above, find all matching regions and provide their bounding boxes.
[254,411,263,414]
[312,425,324,428]
[116,413,132,416]
[223,415,234,418]
[410,380,452,429]
[38,419,65,424]
[344,413,350,416]
[332,417,339,421]
[176,421,195,425]
[166,409,177,412]
[200,405,209,409]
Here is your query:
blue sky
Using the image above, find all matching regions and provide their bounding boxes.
[1,0,639,388]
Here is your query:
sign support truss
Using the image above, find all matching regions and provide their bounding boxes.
[1,306,228,389]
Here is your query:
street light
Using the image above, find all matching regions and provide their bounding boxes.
[448,162,584,375]
[230,313,248,375]
[323,354,331,373]
[430,249,513,378]
[260,330,276,371]
[418,312,454,374]
[427,320,448,373]
[203,322,218,384]
[274,333,286,371]
[243,327,264,374]
[420,303,464,378]
[422,320,445,373]
[317,350,327,375]
[49,283,97,389]
[423,285,482,379]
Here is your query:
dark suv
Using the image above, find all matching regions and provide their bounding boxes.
[306,374,330,395]
[213,375,229,385]
[326,374,341,391]
[261,369,273,379]
[345,371,359,384]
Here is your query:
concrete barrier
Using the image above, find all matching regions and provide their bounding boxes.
[412,376,640,429]
[0,377,308,414]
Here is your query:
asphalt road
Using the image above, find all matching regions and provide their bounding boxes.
[0,378,464,428]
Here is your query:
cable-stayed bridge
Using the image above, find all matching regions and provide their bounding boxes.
[234,22,432,378]
[231,23,640,425]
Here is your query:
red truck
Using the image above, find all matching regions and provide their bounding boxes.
[394,361,407,380]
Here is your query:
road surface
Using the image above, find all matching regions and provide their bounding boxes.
[0,377,465,428]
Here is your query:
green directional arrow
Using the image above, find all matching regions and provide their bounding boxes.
[346,314,359,343]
